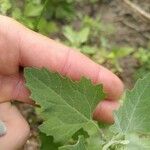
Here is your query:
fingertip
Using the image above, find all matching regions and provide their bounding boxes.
[93,100,120,124]
[97,66,124,100]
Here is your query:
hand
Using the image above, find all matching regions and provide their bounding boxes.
[0,15,124,149]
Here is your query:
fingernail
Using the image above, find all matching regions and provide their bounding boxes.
[0,120,7,137]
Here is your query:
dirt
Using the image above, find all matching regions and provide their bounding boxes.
[19,0,150,149]
[100,0,150,47]
[93,0,150,88]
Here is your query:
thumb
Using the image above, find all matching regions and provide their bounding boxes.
[0,102,30,149]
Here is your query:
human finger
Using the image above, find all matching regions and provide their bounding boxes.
[0,15,124,101]
[0,102,30,150]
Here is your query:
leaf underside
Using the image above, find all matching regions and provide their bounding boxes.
[113,74,150,134]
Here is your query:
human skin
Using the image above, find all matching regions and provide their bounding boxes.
[0,15,124,149]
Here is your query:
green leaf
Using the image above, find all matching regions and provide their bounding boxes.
[21,17,36,29]
[37,18,58,35]
[63,26,90,47]
[63,26,77,45]
[24,3,43,17]
[0,0,11,14]
[59,136,86,150]
[81,46,97,55]
[78,27,90,44]
[125,134,150,150]
[25,68,105,143]
[112,74,150,134]
[55,4,74,20]
[134,48,150,64]
[12,8,22,20]
[108,47,134,59]
[40,132,60,150]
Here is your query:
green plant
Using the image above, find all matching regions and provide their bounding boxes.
[0,0,11,14]
[62,15,115,55]
[63,26,90,48]
[41,0,75,21]
[81,16,115,43]
[63,16,114,46]
[63,26,97,54]
[93,47,134,73]
[134,48,150,64]
[0,0,75,35]
[0,0,43,29]
[106,47,134,72]
[133,48,150,80]
[25,68,150,150]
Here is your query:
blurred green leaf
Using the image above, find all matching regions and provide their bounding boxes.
[21,17,36,29]
[12,8,22,19]
[41,0,75,20]
[0,0,12,14]
[55,5,74,20]
[63,26,77,45]
[108,47,134,59]
[100,37,109,48]
[26,0,41,5]
[37,18,59,35]
[63,26,90,47]
[134,48,150,64]
[78,27,90,44]
[81,46,97,54]
[24,2,43,17]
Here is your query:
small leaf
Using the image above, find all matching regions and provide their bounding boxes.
[0,0,11,14]
[78,27,90,44]
[63,26,77,45]
[12,8,22,19]
[24,3,43,17]
[63,27,90,47]
[25,68,105,143]
[21,17,36,29]
[37,18,58,35]
[81,46,97,55]
[112,73,150,134]
[108,47,134,59]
